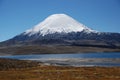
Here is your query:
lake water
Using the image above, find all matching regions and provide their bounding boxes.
[0,52,120,67]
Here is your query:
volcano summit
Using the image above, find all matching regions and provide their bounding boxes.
[24,14,95,36]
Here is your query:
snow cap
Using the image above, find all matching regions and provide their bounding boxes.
[25,14,94,36]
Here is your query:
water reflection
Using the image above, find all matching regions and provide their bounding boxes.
[0,52,120,67]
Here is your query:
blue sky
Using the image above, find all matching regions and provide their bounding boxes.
[0,0,120,42]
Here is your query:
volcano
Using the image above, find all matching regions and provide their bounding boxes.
[0,14,120,55]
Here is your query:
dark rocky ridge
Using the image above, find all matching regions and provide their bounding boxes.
[0,31,120,49]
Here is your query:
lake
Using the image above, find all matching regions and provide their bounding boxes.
[0,52,120,67]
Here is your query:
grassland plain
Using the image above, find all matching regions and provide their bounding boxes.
[0,58,120,80]
[0,45,120,55]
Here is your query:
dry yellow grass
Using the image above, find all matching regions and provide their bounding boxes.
[0,58,120,80]
[0,66,120,80]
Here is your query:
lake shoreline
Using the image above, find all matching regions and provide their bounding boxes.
[0,53,120,67]
[0,52,120,67]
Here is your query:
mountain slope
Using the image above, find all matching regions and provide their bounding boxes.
[0,14,120,50]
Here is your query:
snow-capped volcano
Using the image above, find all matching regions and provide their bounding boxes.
[1,13,120,49]
[24,14,95,36]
